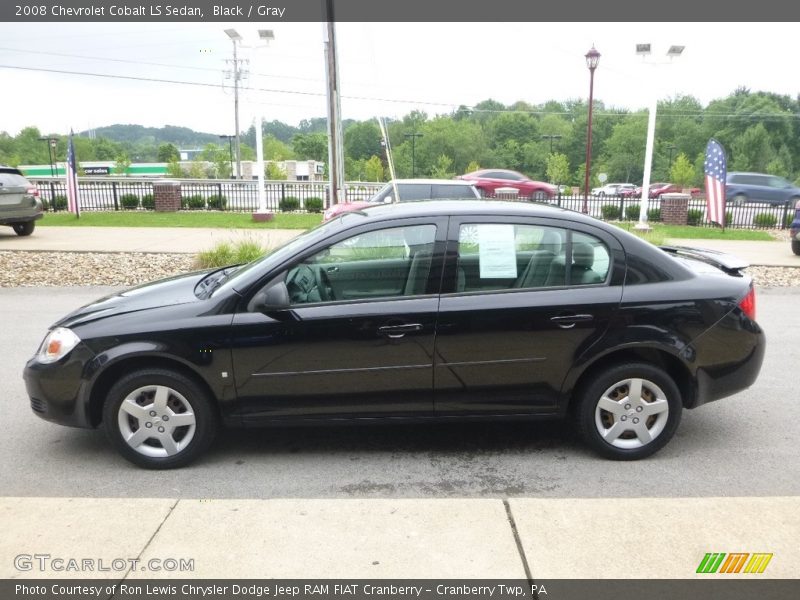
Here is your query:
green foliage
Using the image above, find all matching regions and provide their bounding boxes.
[157,143,180,162]
[141,194,155,210]
[186,160,208,179]
[166,159,183,178]
[545,153,570,185]
[182,194,206,210]
[207,194,227,211]
[195,239,268,269]
[264,135,295,161]
[120,194,139,210]
[687,209,704,226]
[625,204,640,220]
[363,155,384,182]
[429,154,455,179]
[344,121,383,161]
[279,196,300,212]
[52,195,68,211]
[647,208,662,222]
[753,212,778,228]
[266,162,287,180]
[669,153,695,187]
[305,197,323,213]
[465,160,480,174]
[601,204,621,220]
[114,154,132,176]
[292,132,328,161]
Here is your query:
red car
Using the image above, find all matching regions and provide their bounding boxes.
[458,169,556,200]
[623,183,682,199]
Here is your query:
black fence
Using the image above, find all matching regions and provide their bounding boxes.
[33,178,384,213]
[32,178,795,230]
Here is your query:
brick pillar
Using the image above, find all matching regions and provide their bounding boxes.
[153,180,182,212]
[660,193,689,225]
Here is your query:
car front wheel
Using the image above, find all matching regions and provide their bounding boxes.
[792,240,800,256]
[575,363,682,460]
[102,368,218,469]
[12,221,35,236]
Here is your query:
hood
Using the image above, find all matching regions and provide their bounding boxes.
[54,269,212,329]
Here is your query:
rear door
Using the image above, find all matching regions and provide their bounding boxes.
[0,168,32,213]
[433,217,624,415]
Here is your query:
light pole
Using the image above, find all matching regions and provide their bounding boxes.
[667,144,677,169]
[542,134,562,154]
[253,29,275,216]
[583,46,600,215]
[404,132,423,177]
[635,44,685,231]
[39,137,58,177]
[219,135,234,179]
[224,29,244,179]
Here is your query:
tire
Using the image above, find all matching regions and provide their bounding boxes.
[574,362,682,460]
[792,240,800,256]
[12,221,35,236]
[531,190,548,201]
[102,368,218,469]
[733,193,747,206]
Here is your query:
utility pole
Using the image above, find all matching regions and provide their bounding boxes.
[404,132,423,177]
[224,29,248,179]
[323,0,345,206]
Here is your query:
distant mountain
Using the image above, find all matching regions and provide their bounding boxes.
[79,124,221,148]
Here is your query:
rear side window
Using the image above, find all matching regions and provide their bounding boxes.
[431,184,476,199]
[455,223,610,292]
[396,184,432,201]
[0,172,30,187]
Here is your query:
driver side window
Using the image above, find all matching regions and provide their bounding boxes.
[286,224,437,305]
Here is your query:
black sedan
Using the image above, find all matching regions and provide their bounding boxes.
[24,201,765,468]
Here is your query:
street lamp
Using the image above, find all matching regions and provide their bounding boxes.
[219,135,235,179]
[39,137,58,177]
[634,43,685,231]
[583,46,600,215]
[253,29,275,216]
[666,144,677,169]
[404,132,423,177]
[542,134,562,154]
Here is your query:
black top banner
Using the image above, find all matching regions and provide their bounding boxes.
[1,0,798,22]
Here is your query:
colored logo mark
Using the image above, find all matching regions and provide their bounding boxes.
[696,552,773,574]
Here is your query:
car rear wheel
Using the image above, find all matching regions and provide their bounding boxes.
[102,368,218,469]
[12,221,35,236]
[574,363,682,460]
[531,190,548,201]
[792,240,800,256]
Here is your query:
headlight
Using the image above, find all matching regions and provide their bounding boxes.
[37,327,81,364]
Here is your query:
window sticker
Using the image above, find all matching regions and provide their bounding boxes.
[477,224,517,278]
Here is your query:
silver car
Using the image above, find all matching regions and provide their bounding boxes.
[0,166,44,236]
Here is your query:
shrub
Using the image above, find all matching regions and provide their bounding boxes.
[687,208,704,226]
[182,194,206,210]
[207,194,227,210]
[195,239,268,269]
[141,194,155,210]
[50,195,68,211]
[786,212,794,229]
[120,194,139,210]
[753,212,777,228]
[600,204,621,220]
[305,196,323,213]
[726,210,733,226]
[647,208,661,222]
[625,204,640,220]
[279,196,300,212]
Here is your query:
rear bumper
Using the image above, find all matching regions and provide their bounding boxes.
[0,212,43,226]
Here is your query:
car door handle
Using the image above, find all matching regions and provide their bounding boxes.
[378,323,423,338]
[325,266,339,273]
[550,314,594,329]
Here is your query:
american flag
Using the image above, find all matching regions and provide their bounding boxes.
[66,130,80,218]
[704,138,726,228]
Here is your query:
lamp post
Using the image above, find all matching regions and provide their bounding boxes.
[219,135,234,179]
[39,137,58,177]
[253,29,274,216]
[542,134,562,154]
[583,46,600,215]
[667,144,677,169]
[224,29,244,179]
[634,44,685,231]
[404,132,423,177]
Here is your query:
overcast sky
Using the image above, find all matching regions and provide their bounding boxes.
[0,22,796,137]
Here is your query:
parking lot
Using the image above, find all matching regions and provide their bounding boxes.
[2,285,798,500]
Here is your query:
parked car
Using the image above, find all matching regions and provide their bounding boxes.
[0,165,44,236]
[322,179,480,221]
[457,169,556,200]
[726,172,800,206]
[591,183,635,197]
[24,201,764,468]
[790,199,800,255]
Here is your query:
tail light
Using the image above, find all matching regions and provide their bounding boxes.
[738,287,756,321]
[26,186,39,197]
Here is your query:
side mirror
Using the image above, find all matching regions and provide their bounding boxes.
[249,281,290,313]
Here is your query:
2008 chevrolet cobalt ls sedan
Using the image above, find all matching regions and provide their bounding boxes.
[24,201,765,468]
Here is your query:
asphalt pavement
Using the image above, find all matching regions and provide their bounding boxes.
[1,227,798,582]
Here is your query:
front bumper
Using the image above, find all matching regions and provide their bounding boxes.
[23,345,96,429]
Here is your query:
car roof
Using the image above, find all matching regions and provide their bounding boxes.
[387,179,476,186]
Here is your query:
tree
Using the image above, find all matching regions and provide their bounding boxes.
[266,162,287,180]
[429,155,455,179]
[186,159,207,179]
[292,132,328,161]
[669,153,695,187]
[114,153,131,176]
[545,153,570,186]
[264,135,295,161]
[344,121,382,161]
[363,155,384,182]
[166,159,183,178]
[157,143,180,162]
[465,160,480,173]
